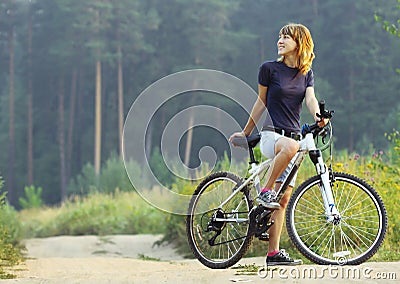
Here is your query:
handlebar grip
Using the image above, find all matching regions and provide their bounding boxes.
[319,100,325,116]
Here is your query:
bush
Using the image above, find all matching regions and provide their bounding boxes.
[18,185,43,209]
[158,177,197,257]
[19,190,168,238]
[0,192,24,279]
[149,147,175,186]
[68,154,141,195]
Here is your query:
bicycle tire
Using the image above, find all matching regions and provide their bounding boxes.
[286,172,387,265]
[186,171,254,269]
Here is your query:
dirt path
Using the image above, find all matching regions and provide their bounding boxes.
[3,235,399,284]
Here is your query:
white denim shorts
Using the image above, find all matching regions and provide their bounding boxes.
[260,131,297,187]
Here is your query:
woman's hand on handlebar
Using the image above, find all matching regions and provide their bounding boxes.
[229,131,246,147]
[315,100,333,128]
[317,118,330,128]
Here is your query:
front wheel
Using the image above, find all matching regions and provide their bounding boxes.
[286,172,387,265]
[186,171,254,269]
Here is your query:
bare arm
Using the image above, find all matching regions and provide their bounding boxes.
[242,84,268,136]
[229,84,267,143]
[305,86,328,127]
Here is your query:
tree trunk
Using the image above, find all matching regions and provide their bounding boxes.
[184,88,197,168]
[94,8,102,176]
[117,44,124,159]
[67,67,78,182]
[183,68,198,169]
[94,60,102,175]
[145,123,152,160]
[76,69,84,172]
[8,5,16,204]
[58,77,67,201]
[184,113,194,167]
[27,4,34,186]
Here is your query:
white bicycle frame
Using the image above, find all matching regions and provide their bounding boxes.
[220,131,341,224]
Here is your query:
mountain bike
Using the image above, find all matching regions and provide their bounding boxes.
[186,102,387,269]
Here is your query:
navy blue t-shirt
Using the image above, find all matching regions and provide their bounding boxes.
[258,61,314,132]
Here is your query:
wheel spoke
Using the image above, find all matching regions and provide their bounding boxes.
[295,222,326,232]
[341,196,375,215]
[287,173,387,265]
[310,226,332,255]
[320,225,335,258]
[341,220,376,243]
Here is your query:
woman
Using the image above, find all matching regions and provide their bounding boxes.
[229,23,328,266]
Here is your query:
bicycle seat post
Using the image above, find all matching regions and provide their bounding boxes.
[248,147,258,165]
[246,133,261,165]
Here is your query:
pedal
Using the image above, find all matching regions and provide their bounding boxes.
[257,232,269,241]
[262,203,281,210]
[256,198,281,210]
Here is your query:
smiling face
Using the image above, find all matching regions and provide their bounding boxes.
[276,23,315,75]
[277,33,297,57]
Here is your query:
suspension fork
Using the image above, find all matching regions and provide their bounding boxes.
[309,150,341,223]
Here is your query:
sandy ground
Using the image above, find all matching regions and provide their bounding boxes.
[2,235,399,284]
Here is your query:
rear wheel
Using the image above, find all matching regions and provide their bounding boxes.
[186,171,254,269]
[286,172,387,265]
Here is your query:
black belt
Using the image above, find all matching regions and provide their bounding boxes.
[261,126,302,141]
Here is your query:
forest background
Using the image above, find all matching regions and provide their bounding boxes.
[0,0,399,206]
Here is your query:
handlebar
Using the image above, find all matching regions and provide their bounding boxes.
[317,100,334,120]
[302,101,334,137]
[318,100,326,119]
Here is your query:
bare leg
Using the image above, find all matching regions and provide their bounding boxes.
[263,137,299,253]
[263,137,299,189]
[268,184,292,253]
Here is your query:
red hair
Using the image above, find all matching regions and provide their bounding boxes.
[278,23,315,75]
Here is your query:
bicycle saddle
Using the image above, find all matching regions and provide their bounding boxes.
[230,133,260,149]
[247,133,261,148]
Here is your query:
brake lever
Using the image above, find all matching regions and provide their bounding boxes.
[316,100,334,120]
[316,109,334,120]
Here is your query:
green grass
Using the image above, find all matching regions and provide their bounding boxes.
[231,263,261,275]
[137,253,161,261]
[19,190,169,238]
